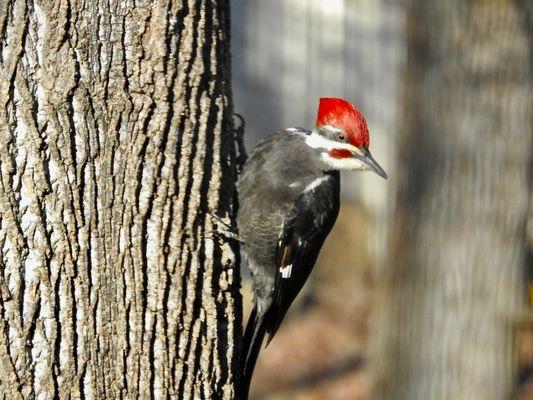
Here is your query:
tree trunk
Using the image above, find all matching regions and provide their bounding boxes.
[375,1,532,399]
[0,1,241,399]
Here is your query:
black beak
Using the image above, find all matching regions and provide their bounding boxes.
[356,147,388,179]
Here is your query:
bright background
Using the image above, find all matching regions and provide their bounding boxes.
[232,2,402,398]
[231,1,532,399]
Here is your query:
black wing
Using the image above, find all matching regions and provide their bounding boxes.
[265,171,340,343]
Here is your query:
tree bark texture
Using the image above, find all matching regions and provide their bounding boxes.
[376,1,532,399]
[0,0,240,399]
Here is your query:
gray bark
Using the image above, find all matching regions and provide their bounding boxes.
[375,1,532,399]
[0,0,241,399]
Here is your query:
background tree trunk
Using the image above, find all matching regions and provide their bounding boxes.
[0,0,241,399]
[375,1,532,399]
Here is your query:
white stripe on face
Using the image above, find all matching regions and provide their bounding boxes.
[320,153,369,170]
[305,129,368,170]
[305,129,362,154]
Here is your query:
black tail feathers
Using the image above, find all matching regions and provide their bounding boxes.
[240,306,268,400]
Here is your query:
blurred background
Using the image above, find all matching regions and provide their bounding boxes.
[231,1,532,399]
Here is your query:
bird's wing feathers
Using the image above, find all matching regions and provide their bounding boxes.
[266,171,340,344]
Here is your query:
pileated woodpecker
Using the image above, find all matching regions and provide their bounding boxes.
[237,98,387,398]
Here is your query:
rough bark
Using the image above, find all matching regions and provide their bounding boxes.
[375,1,532,399]
[0,0,241,399]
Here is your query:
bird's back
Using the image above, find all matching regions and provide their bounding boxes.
[238,129,324,266]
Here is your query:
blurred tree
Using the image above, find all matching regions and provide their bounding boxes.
[0,0,240,398]
[375,1,532,399]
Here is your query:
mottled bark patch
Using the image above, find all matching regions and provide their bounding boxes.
[0,1,241,399]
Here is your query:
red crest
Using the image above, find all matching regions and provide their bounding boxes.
[316,98,370,148]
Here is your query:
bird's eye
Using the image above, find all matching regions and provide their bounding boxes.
[338,133,345,140]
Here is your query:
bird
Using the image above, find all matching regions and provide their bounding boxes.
[237,97,387,398]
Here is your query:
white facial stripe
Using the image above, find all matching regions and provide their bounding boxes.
[320,153,369,171]
[305,131,358,153]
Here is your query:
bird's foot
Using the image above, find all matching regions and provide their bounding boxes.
[206,213,243,243]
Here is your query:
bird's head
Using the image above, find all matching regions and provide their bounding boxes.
[307,98,387,179]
